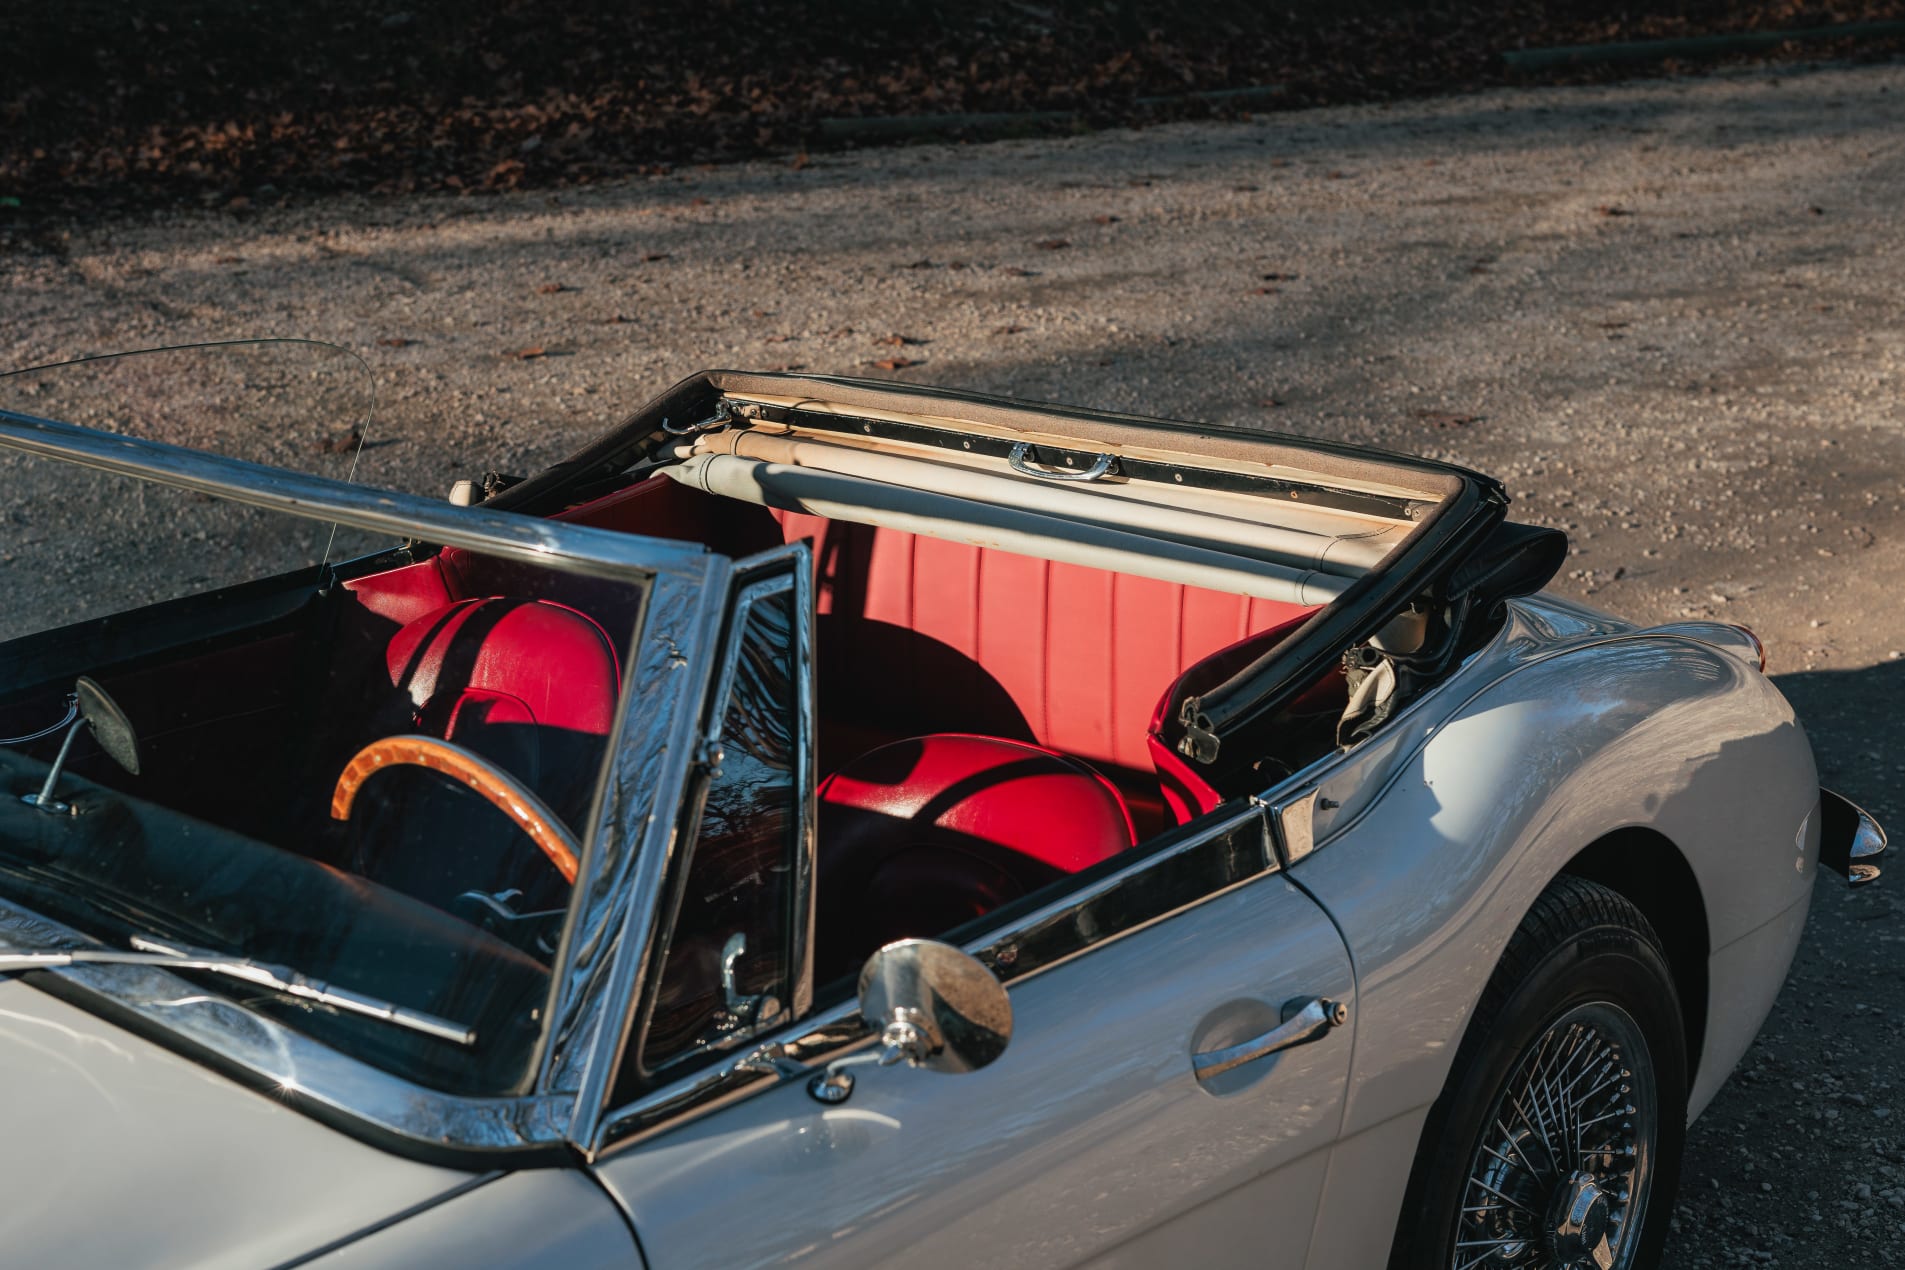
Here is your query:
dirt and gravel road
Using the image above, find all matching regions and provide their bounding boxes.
[4,55,1904,1265]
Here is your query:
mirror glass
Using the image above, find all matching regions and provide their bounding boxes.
[857,938,1012,1075]
[75,675,140,775]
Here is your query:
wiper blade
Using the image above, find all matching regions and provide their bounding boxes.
[0,935,476,1046]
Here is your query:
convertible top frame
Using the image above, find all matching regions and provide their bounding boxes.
[490,370,1545,783]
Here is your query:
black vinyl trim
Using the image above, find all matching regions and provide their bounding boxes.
[1175,476,1508,786]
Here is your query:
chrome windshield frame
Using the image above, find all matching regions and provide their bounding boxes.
[0,410,730,1163]
[591,543,819,1110]
[0,407,708,583]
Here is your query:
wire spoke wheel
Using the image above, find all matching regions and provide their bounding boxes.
[1450,1002,1657,1270]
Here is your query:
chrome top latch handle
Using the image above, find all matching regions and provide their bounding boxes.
[1008,442,1115,483]
[664,399,741,437]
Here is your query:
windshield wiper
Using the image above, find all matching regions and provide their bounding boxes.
[0,935,476,1046]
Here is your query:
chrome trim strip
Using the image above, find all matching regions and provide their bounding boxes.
[792,559,818,1019]
[551,566,731,1142]
[973,802,1271,982]
[0,408,708,582]
[0,900,573,1163]
[1272,788,1322,866]
[589,800,1272,1155]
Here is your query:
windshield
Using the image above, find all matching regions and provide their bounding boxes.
[0,340,380,638]
[0,344,648,1097]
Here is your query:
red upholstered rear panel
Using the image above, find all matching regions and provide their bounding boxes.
[343,557,454,627]
[771,511,1318,771]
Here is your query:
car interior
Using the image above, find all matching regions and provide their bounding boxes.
[537,471,1347,982]
[0,383,1481,1092]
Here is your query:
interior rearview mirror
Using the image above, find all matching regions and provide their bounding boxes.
[76,676,141,776]
[23,676,141,815]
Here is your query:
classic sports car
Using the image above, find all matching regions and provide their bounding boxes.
[0,341,1885,1270]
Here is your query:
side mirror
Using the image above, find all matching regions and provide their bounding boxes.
[808,939,1013,1103]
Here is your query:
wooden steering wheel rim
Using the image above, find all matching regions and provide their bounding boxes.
[329,735,582,885]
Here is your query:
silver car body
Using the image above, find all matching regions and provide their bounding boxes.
[587,592,1816,1270]
[0,366,1844,1268]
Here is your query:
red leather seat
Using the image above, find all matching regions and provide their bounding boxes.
[815,733,1136,979]
[354,597,622,909]
[386,597,621,744]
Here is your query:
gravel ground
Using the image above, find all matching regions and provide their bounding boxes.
[3,56,1904,1266]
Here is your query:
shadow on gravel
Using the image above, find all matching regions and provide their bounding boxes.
[1774,657,1904,821]
[1665,656,1902,1268]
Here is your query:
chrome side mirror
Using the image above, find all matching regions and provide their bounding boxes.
[808,939,1013,1104]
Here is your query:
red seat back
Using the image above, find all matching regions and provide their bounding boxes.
[771,510,1316,773]
[385,598,621,739]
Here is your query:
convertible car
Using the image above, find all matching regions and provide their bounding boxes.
[0,342,1884,1270]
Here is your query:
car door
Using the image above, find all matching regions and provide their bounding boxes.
[589,557,1358,1270]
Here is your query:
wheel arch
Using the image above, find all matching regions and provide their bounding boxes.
[1558,826,1709,1080]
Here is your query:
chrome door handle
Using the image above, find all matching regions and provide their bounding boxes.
[1008,442,1115,482]
[1192,997,1348,1082]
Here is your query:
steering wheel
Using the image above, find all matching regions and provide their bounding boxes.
[330,735,581,885]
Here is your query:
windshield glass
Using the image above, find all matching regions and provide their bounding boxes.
[0,345,648,1096]
[0,340,381,637]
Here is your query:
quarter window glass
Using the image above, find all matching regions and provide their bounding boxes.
[642,584,798,1074]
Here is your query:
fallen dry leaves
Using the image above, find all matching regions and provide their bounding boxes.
[8,0,1902,223]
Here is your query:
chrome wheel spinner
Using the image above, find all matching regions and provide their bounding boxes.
[1452,1005,1653,1270]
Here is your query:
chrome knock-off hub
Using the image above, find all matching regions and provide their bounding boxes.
[1450,1003,1655,1269]
[1548,1172,1614,1268]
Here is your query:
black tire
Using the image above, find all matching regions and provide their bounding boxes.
[1387,875,1689,1270]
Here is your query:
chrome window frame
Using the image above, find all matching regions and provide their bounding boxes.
[587,798,1275,1157]
[605,549,818,1095]
[0,410,731,1164]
